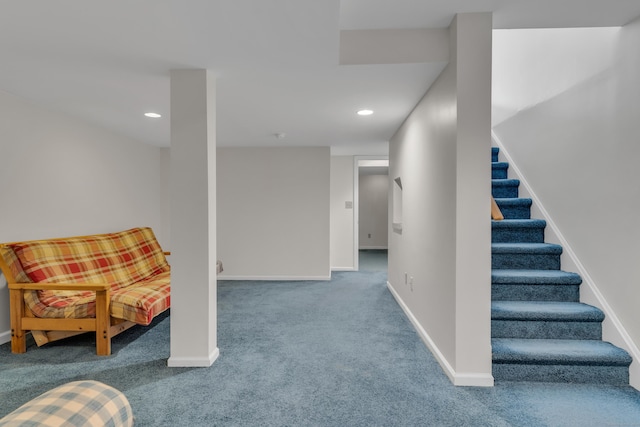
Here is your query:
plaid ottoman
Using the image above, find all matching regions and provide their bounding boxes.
[0,380,133,427]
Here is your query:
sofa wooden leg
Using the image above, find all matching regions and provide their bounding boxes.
[95,290,111,356]
[9,288,26,353]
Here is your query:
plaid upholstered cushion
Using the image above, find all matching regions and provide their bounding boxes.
[23,270,171,325]
[110,270,170,325]
[0,246,32,283]
[9,227,170,323]
[0,380,133,427]
[10,227,168,289]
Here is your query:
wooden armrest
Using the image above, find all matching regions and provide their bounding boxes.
[8,282,110,291]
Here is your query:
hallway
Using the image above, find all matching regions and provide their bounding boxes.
[358,249,388,272]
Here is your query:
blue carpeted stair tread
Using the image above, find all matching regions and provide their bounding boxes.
[492,338,632,366]
[492,162,509,179]
[492,179,520,198]
[494,198,532,219]
[492,219,547,243]
[494,197,531,205]
[491,301,605,322]
[492,219,546,229]
[494,198,532,207]
[492,243,563,254]
[491,146,499,162]
[492,162,509,169]
[492,179,520,187]
[492,269,582,285]
[492,243,562,270]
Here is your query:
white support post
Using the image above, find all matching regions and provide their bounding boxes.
[168,69,218,367]
[452,13,494,385]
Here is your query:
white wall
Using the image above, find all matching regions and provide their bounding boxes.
[0,90,166,344]
[160,147,171,249]
[358,174,388,249]
[492,27,619,127]
[388,13,493,386]
[493,17,640,388]
[217,147,330,280]
[330,156,355,270]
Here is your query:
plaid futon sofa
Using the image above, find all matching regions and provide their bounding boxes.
[0,380,133,427]
[0,227,170,356]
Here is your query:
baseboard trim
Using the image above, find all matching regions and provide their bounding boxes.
[167,347,219,368]
[386,281,494,387]
[493,132,640,391]
[331,267,356,272]
[218,275,331,281]
[454,373,495,387]
[0,329,10,345]
[359,246,388,250]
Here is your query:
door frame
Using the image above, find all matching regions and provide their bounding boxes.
[353,155,389,271]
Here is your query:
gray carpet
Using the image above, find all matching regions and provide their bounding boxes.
[2,268,640,426]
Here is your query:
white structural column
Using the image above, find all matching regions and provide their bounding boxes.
[452,13,493,384]
[168,69,219,367]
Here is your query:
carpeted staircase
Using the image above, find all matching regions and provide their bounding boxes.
[491,146,632,384]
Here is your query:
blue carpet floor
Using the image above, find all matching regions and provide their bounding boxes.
[359,249,388,272]
[2,267,640,426]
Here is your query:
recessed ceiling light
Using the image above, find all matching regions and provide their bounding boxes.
[357,109,374,116]
[144,112,161,118]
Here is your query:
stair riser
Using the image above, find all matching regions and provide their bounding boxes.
[495,205,530,219]
[492,253,561,270]
[491,284,580,302]
[492,364,629,385]
[492,185,519,198]
[492,320,602,340]
[492,228,545,243]
[492,167,508,179]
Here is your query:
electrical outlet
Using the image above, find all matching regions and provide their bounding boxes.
[368,233,371,238]
[410,276,414,291]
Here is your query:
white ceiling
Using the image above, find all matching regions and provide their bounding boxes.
[1,1,639,153]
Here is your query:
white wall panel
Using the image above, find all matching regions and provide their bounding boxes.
[388,13,493,386]
[358,174,389,249]
[217,147,330,279]
[330,156,355,270]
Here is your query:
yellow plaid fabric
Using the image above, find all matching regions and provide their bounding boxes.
[8,227,170,324]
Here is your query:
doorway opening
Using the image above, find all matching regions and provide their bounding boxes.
[354,156,389,272]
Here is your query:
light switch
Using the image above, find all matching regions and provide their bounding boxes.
[345,201,353,209]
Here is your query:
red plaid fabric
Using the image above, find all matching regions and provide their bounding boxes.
[8,227,170,324]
